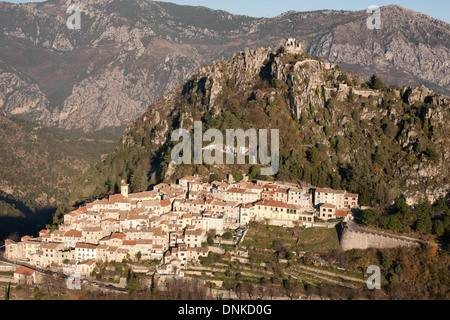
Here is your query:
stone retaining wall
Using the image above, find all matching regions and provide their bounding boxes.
[340,227,422,251]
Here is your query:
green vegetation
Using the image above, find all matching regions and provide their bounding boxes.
[0,116,120,239]
[4,282,11,300]
[126,270,141,295]
[361,196,450,246]
[232,172,244,182]
[369,74,387,90]
[241,222,341,262]
[322,246,449,299]
[191,221,449,300]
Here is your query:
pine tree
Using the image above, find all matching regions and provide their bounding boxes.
[126,270,141,295]
[130,166,149,192]
[150,274,159,296]
[5,282,11,300]
[370,74,386,90]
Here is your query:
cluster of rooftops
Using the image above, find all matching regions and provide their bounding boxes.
[4,175,359,277]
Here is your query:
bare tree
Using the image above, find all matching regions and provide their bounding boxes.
[235,283,246,300]
[256,285,266,300]
[374,181,393,209]
[7,232,19,242]
[207,229,217,239]
[267,285,279,300]
[164,278,208,300]
[285,279,301,300]
[41,274,66,299]
[246,283,255,300]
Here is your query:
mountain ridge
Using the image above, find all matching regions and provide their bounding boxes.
[0,0,448,131]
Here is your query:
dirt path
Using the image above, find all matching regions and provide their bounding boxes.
[295,265,367,284]
[287,269,356,289]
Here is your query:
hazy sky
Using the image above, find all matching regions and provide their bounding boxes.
[7,0,450,23]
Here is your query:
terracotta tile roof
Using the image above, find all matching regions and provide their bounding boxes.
[336,209,351,217]
[14,266,35,276]
[254,199,288,208]
[185,229,205,236]
[128,191,159,199]
[39,243,62,250]
[160,200,171,207]
[24,239,42,245]
[142,200,161,207]
[80,259,96,266]
[149,227,166,237]
[136,239,153,245]
[83,227,103,232]
[63,229,82,238]
[73,207,87,214]
[344,193,359,198]
[315,188,345,194]
[109,194,131,204]
[154,183,169,190]
[196,247,209,253]
[180,176,197,181]
[75,243,98,249]
[110,233,126,240]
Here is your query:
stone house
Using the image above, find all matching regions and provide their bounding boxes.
[319,203,337,220]
[82,227,107,244]
[202,211,224,234]
[77,259,96,276]
[4,240,24,260]
[75,243,97,262]
[14,266,38,285]
[184,228,206,248]
[63,229,82,248]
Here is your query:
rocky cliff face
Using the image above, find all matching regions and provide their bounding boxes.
[0,61,52,124]
[0,1,448,131]
[306,6,450,91]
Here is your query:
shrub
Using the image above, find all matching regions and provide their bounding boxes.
[222,232,233,240]
[232,172,244,182]
[370,74,386,90]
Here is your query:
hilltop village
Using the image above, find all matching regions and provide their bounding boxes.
[4,175,359,283]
